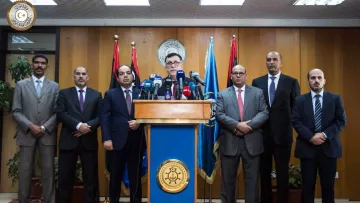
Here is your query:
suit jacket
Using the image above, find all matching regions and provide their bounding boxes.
[100,87,145,151]
[157,77,195,99]
[55,87,102,150]
[12,77,59,146]
[252,74,300,145]
[292,92,346,158]
[216,85,269,156]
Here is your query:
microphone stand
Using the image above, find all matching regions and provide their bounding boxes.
[195,82,204,100]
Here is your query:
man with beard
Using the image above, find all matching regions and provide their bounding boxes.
[12,54,59,203]
[216,64,269,203]
[252,51,300,203]
[56,67,102,203]
[292,69,346,203]
[100,65,145,203]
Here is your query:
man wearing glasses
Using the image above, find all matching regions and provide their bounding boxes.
[158,53,194,99]
[216,64,269,203]
[252,51,300,203]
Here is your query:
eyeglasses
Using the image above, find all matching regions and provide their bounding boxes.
[166,61,181,66]
[231,72,246,76]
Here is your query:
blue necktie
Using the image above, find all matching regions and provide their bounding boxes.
[269,76,276,106]
[79,90,84,111]
[314,94,322,132]
[36,80,42,97]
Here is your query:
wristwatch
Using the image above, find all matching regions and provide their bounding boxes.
[40,125,46,131]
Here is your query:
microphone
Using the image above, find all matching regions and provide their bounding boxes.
[188,82,197,100]
[164,76,173,100]
[176,70,185,100]
[153,76,163,99]
[137,81,145,99]
[143,80,154,100]
[190,71,206,86]
[149,73,156,81]
[182,86,191,98]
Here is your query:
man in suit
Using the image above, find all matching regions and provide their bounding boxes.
[100,65,145,203]
[216,64,269,203]
[252,51,300,203]
[158,52,194,99]
[292,69,346,203]
[55,67,102,203]
[12,54,59,203]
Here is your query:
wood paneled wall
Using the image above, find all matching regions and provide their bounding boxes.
[1,27,359,201]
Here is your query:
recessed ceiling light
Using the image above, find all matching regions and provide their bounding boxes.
[10,0,57,5]
[104,0,150,6]
[293,0,345,5]
[200,0,245,6]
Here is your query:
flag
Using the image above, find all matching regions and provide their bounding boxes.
[198,37,220,184]
[227,35,237,87]
[109,36,120,89]
[130,43,141,88]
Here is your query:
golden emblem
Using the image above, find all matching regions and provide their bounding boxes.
[157,159,190,193]
[6,0,37,31]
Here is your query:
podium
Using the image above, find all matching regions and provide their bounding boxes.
[134,100,212,203]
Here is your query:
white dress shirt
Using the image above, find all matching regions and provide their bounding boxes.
[32,75,45,89]
[233,85,245,104]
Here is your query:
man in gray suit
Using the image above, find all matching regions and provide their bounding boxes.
[12,54,59,203]
[216,64,269,203]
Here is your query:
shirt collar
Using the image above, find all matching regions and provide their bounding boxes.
[311,89,324,98]
[32,75,45,83]
[121,86,133,93]
[268,71,281,79]
[233,85,245,92]
[75,86,87,93]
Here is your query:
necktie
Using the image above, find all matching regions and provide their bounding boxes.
[172,81,178,100]
[269,76,276,106]
[314,94,322,132]
[36,80,42,97]
[125,89,132,114]
[79,90,84,111]
[238,89,244,121]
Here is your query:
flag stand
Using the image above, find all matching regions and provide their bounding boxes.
[209,184,212,203]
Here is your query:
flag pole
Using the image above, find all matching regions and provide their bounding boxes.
[208,36,214,203]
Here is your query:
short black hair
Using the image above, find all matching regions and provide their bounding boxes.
[164,53,182,63]
[32,54,48,64]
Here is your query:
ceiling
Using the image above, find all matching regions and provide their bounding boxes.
[1,0,360,26]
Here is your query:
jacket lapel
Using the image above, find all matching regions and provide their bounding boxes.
[117,88,129,117]
[321,91,331,128]
[228,87,240,117]
[39,79,51,99]
[82,88,91,113]
[243,85,251,118]
[260,75,270,108]
[131,88,140,117]
[305,92,315,128]
[272,74,284,107]
[71,87,81,112]
[26,77,38,98]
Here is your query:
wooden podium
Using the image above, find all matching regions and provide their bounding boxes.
[134,100,212,203]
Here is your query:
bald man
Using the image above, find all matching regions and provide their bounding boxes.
[252,51,300,203]
[56,67,102,203]
[292,69,346,203]
[216,65,269,203]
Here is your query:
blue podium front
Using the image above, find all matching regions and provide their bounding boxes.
[147,125,197,203]
[134,100,212,203]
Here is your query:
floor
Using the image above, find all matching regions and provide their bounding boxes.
[0,193,359,203]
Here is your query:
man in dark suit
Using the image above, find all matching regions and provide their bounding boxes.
[252,51,300,203]
[55,67,102,203]
[100,65,145,203]
[158,53,194,99]
[216,65,269,203]
[12,54,59,203]
[292,69,346,203]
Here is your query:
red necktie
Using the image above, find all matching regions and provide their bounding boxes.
[238,89,244,120]
[172,81,178,99]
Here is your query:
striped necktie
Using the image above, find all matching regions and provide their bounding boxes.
[314,94,322,132]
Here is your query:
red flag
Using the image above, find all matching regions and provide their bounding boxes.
[110,36,120,89]
[130,44,141,88]
[227,35,238,87]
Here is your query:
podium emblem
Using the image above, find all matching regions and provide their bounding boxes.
[156,159,190,193]
[6,0,37,31]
